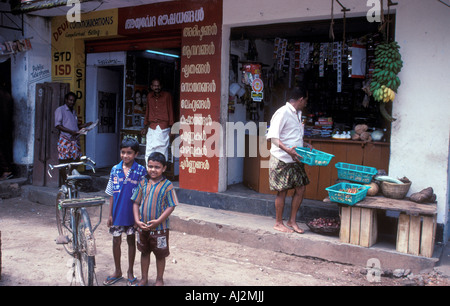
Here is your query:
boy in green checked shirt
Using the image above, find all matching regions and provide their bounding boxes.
[132,152,178,286]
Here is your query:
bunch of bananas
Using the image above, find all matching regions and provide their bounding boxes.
[370,41,403,103]
[375,85,396,103]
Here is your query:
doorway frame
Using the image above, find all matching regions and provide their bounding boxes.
[85,51,127,168]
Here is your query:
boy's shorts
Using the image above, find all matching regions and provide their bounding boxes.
[109,225,136,237]
[137,228,170,258]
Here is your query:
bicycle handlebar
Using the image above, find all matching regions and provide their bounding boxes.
[47,156,96,178]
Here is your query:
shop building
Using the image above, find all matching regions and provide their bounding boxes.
[2,0,449,243]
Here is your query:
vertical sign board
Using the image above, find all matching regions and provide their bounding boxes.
[118,0,223,193]
[179,0,222,192]
[51,9,118,151]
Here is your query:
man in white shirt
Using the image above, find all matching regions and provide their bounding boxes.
[266,87,312,234]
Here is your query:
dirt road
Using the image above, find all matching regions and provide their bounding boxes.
[0,196,448,287]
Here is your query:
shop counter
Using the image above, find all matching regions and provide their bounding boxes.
[243,135,390,200]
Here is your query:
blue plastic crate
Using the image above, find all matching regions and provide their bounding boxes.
[295,147,334,166]
[326,183,370,206]
[335,162,377,183]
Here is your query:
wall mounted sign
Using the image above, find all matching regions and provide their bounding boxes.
[118,0,223,193]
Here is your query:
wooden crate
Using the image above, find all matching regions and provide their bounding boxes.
[396,213,437,258]
[340,206,377,247]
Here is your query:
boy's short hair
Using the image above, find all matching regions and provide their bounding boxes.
[120,137,140,153]
[148,152,167,167]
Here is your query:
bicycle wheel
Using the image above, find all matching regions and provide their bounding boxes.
[76,208,96,286]
[56,192,74,255]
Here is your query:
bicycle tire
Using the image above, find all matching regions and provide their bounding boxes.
[56,192,74,255]
[76,208,96,286]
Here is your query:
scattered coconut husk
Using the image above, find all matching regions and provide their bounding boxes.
[409,187,436,204]
[398,176,411,184]
[360,131,372,142]
[354,124,368,135]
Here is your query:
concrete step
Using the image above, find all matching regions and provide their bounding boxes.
[172,203,441,274]
[0,178,27,199]
[20,184,443,274]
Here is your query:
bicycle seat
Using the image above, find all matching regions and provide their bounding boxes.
[67,169,92,181]
[67,174,92,181]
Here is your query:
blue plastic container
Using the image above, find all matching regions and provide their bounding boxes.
[295,147,334,166]
[326,183,370,206]
[335,162,377,183]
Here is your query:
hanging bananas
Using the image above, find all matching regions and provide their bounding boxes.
[370,41,403,103]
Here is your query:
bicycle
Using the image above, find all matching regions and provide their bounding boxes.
[48,156,105,286]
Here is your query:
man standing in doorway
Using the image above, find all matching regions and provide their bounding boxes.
[141,78,174,163]
[55,91,92,185]
[266,87,312,234]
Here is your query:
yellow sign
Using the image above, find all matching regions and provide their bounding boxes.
[51,9,118,151]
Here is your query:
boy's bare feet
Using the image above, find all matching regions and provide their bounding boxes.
[155,278,164,286]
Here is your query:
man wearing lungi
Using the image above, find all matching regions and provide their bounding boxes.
[266,87,313,234]
[54,92,92,185]
[141,78,174,164]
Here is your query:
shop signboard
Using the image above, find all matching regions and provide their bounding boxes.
[118,0,223,193]
[251,77,264,102]
[178,0,222,193]
[51,8,118,139]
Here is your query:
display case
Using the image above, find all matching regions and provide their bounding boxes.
[243,135,390,201]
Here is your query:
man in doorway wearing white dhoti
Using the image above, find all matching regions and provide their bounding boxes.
[141,78,174,164]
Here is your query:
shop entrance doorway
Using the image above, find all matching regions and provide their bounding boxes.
[86,54,125,169]
[123,49,180,177]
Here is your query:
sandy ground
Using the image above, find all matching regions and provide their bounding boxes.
[1,196,448,288]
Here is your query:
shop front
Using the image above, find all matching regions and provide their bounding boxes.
[44,0,449,242]
[220,0,450,242]
[227,16,394,201]
[51,0,223,192]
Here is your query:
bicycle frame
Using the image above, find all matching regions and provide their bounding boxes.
[49,156,104,285]
[59,181,103,244]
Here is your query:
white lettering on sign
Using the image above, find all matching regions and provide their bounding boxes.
[124,7,204,30]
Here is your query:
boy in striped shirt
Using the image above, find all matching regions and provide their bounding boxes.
[132,152,178,286]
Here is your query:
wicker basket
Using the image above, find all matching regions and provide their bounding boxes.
[381,181,412,199]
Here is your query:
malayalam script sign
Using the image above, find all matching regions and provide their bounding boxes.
[118,0,223,192]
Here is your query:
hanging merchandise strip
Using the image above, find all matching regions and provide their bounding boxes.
[335,42,342,93]
[329,0,334,41]
[0,37,32,55]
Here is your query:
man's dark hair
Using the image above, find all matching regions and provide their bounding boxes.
[150,77,161,85]
[65,91,77,101]
[120,137,140,153]
[148,152,167,167]
[288,86,308,101]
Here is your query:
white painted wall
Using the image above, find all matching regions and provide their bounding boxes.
[9,14,52,166]
[390,0,450,226]
[221,0,450,230]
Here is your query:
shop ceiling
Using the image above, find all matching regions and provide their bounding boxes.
[230,16,393,42]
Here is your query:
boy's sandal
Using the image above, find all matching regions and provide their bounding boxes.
[103,276,123,286]
[127,277,138,286]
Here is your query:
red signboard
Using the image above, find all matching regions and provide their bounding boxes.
[119,0,223,193]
